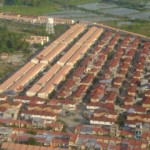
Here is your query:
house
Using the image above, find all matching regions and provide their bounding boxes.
[25,35,49,45]
[75,125,109,136]
[121,57,132,65]
[61,100,77,112]
[32,117,46,128]
[133,71,142,80]
[136,63,145,73]
[113,77,125,88]
[0,118,31,128]
[125,49,136,58]
[72,85,88,102]
[0,94,7,101]
[145,90,150,97]
[1,142,53,150]
[120,129,134,138]
[124,106,146,114]
[3,108,19,119]
[90,116,115,126]
[21,110,57,123]
[0,127,12,142]
[28,103,62,114]
[119,62,130,72]
[46,122,64,131]
[130,78,140,86]
[116,69,128,77]
[109,58,120,72]
[51,138,69,149]
[0,101,21,119]
[90,85,105,102]
[104,91,117,104]
[142,97,150,109]
[127,86,137,97]
[0,101,22,109]
[124,96,135,106]
[110,123,120,137]
[14,95,46,104]
[80,73,95,86]
[127,113,150,123]
[72,67,86,82]
[93,109,106,117]
[92,109,118,127]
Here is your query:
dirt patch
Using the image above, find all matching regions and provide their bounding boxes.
[6,53,24,64]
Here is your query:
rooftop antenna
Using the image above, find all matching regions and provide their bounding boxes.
[46,18,55,35]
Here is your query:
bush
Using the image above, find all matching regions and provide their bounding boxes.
[27,137,37,145]
[0,27,29,54]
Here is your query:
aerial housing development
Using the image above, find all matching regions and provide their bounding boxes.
[0,13,150,150]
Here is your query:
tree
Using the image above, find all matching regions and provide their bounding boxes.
[26,130,37,135]
[27,137,37,145]
[116,113,126,127]
[0,27,30,54]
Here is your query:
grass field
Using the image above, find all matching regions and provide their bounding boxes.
[120,22,150,37]
[103,20,150,37]
[0,2,60,15]
[54,0,101,5]
[0,62,14,79]
[0,0,101,16]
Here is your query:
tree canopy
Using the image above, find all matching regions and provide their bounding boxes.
[0,27,29,54]
[27,137,38,145]
[4,0,49,6]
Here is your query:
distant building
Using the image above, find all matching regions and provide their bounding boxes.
[110,123,120,137]
[0,127,12,142]
[25,35,50,45]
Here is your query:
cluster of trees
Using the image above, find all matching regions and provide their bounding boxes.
[0,27,29,54]
[3,0,49,6]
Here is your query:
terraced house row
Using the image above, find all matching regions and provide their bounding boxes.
[0,24,86,94]
[0,24,104,99]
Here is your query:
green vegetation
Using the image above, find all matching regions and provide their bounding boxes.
[50,24,69,41]
[0,26,29,54]
[120,22,150,37]
[4,0,49,6]
[0,0,101,15]
[27,137,38,145]
[0,62,14,78]
[107,51,114,60]
[104,20,150,37]
[26,130,37,135]
[0,20,48,36]
[116,114,126,127]
[53,0,101,5]
[102,0,149,10]
[0,2,60,15]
